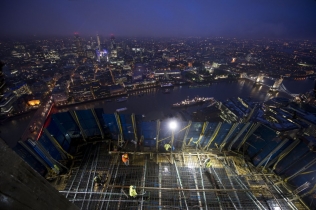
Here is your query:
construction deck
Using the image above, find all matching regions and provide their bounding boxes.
[58,142,307,209]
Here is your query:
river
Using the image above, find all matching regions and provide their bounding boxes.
[0,78,314,147]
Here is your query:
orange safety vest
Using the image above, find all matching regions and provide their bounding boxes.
[122,154,129,163]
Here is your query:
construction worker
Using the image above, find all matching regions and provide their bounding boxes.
[129,185,138,198]
[128,185,147,198]
[53,165,60,175]
[204,158,212,168]
[122,153,129,166]
[93,174,103,186]
[164,143,171,151]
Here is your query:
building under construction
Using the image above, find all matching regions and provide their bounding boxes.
[2,98,316,209]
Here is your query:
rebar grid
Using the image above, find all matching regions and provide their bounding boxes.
[59,143,306,210]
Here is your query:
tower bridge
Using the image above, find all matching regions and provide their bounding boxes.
[241,73,298,97]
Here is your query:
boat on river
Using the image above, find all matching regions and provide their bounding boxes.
[116,107,127,112]
[172,96,214,108]
[161,83,174,88]
[116,97,128,102]
[189,83,211,88]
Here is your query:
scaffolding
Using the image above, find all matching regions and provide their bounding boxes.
[58,142,307,210]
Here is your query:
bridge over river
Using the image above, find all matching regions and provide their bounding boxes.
[240,73,299,97]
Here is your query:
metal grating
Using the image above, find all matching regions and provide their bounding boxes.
[59,142,307,209]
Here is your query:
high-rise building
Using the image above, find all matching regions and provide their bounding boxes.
[96,34,101,51]
[110,34,116,50]
[74,33,85,57]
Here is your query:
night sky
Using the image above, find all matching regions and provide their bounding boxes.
[1,0,316,39]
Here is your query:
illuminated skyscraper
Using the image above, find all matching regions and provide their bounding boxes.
[96,34,101,51]
[74,33,85,57]
[110,34,116,50]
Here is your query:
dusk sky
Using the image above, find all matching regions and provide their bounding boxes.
[1,0,316,39]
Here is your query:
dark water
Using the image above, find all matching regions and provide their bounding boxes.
[0,79,314,147]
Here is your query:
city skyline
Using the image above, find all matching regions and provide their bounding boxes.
[1,0,316,40]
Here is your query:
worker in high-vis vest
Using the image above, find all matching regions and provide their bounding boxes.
[122,153,129,166]
[204,158,212,168]
[164,143,171,151]
[129,185,138,197]
[93,174,103,186]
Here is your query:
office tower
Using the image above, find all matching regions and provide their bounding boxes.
[74,33,85,57]
[97,34,101,51]
[110,34,116,50]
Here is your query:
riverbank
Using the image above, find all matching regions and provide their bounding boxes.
[1,78,313,148]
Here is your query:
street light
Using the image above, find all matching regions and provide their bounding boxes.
[169,120,177,164]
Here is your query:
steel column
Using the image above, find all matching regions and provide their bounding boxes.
[156,120,160,164]
[181,121,192,151]
[256,138,289,168]
[269,140,300,169]
[19,141,51,170]
[131,113,138,143]
[43,128,73,159]
[69,110,87,141]
[220,123,239,152]
[114,112,124,147]
[285,157,316,182]
[170,130,174,164]
[91,108,105,139]
[194,121,208,149]
[227,122,251,151]
[203,122,222,150]
[237,122,260,151]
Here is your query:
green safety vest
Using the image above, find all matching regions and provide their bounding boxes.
[164,144,171,151]
[129,186,138,197]
[205,160,212,168]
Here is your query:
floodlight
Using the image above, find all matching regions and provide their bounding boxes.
[169,121,177,130]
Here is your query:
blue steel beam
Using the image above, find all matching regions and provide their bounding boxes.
[219,123,239,152]
[227,122,251,151]
[43,128,72,160]
[256,138,289,168]
[69,110,87,141]
[181,121,192,151]
[156,120,160,164]
[285,158,316,182]
[268,140,300,169]
[203,122,222,151]
[237,123,261,151]
[274,145,309,175]
[194,121,208,149]
[19,141,51,170]
[114,112,125,147]
[131,113,139,143]
[91,108,105,139]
